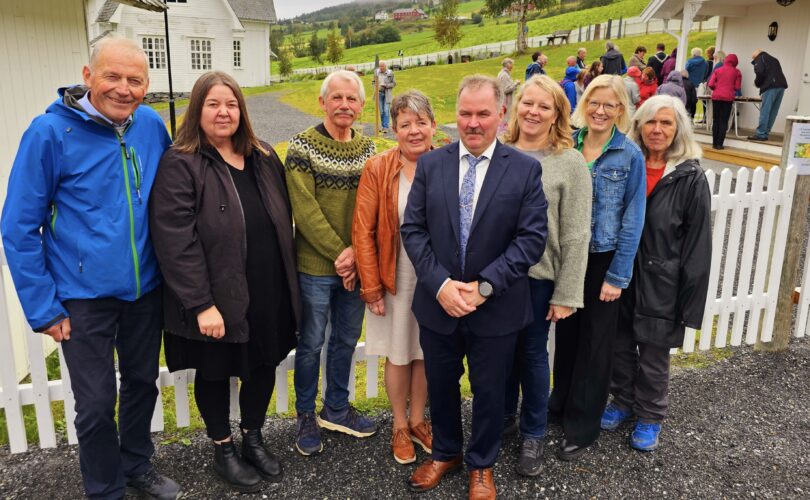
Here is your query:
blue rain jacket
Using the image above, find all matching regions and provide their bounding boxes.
[1,86,171,331]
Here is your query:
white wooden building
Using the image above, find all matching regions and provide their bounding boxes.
[641,0,810,142]
[86,0,277,94]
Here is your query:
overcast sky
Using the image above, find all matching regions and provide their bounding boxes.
[276,0,356,20]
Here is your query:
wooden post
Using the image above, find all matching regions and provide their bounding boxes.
[759,116,810,351]
[374,56,380,137]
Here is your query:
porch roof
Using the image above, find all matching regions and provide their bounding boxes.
[641,0,776,22]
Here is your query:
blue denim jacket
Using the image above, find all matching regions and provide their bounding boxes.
[574,127,646,289]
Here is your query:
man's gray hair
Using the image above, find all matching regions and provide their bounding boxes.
[691,47,703,57]
[629,95,702,163]
[89,34,148,71]
[502,57,514,68]
[457,74,504,110]
[320,69,366,103]
[605,41,616,51]
[391,90,435,129]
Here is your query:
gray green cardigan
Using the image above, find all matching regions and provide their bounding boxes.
[518,147,592,309]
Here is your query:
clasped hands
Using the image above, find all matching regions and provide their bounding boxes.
[438,280,487,318]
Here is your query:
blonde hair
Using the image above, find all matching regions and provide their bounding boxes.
[571,74,631,133]
[501,75,573,153]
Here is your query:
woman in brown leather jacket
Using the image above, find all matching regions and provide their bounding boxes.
[353,91,436,465]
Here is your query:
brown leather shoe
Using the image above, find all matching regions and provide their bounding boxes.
[409,421,433,453]
[407,456,463,492]
[392,427,416,464]
[468,468,496,500]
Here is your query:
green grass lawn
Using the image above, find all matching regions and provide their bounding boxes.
[458,0,487,15]
[275,0,647,72]
[276,31,717,126]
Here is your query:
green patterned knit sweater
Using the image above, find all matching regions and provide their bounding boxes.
[285,126,376,275]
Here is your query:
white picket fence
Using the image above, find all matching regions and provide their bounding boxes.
[0,165,804,454]
[290,16,719,77]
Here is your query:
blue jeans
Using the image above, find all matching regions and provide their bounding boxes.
[755,87,785,138]
[294,273,365,414]
[379,92,390,129]
[504,279,554,439]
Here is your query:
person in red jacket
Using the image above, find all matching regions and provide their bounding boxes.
[637,67,658,108]
[708,53,742,150]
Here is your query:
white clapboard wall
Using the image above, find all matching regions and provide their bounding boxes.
[0,166,800,454]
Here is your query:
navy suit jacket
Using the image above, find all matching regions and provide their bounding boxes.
[401,141,548,336]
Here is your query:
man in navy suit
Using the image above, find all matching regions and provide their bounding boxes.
[401,75,548,499]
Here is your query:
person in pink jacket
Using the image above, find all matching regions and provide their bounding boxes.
[708,53,741,150]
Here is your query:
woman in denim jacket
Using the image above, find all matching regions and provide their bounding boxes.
[549,74,646,461]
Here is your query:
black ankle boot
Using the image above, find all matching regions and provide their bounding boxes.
[213,440,262,492]
[241,428,283,481]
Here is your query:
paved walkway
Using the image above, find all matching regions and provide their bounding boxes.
[2,336,808,498]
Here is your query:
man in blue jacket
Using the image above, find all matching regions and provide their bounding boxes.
[402,75,547,498]
[1,36,179,500]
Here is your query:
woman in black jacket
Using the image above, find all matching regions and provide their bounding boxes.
[150,72,300,492]
[600,95,711,452]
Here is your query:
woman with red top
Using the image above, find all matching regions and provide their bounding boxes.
[637,67,658,108]
[601,95,712,452]
[707,53,742,150]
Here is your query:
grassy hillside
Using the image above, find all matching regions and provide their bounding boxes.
[277,0,647,71]
[276,31,717,125]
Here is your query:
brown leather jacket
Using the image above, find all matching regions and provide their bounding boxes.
[353,146,406,303]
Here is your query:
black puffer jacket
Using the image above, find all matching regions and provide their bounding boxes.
[752,51,788,94]
[150,143,301,343]
[620,159,712,348]
[601,48,627,75]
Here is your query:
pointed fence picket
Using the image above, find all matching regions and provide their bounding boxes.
[0,166,803,454]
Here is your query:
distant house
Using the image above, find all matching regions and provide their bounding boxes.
[86,0,277,94]
[374,11,389,21]
[504,3,536,16]
[391,8,428,21]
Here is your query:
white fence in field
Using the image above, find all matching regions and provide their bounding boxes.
[0,164,806,454]
[290,16,719,77]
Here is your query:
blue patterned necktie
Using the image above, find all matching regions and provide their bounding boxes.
[459,154,483,272]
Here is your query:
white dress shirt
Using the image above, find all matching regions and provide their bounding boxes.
[458,139,497,215]
[436,139,498,298]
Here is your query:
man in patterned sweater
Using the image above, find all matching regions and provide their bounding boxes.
[285,70,377,456]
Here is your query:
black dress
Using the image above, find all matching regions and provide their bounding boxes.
[164,156,297,381]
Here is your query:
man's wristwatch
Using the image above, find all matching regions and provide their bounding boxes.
[478,280,493,299]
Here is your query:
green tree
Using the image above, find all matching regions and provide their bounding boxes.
[483,0,557,53]
[345,26,354,49]
[326,30,344,64]
[309,31,326,63]
[433,0,463,49]
[278,48,293,78]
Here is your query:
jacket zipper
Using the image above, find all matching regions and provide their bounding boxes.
[50,204,58,239]
[116,131,142,299]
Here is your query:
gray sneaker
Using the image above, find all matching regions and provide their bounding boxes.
[126,469,183,499]
[317,404,377,437]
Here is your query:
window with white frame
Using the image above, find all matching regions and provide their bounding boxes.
[233,40,242,68]
[190,39,212,70]
[141,36,166,69]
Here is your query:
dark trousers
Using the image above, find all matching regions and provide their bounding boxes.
[504,279,555,439]
[420,323,518,469]
[61,287,163,500]
[194,364,277,440]
[610,293,672,422]
[549,252,619,447]
[711,99,733,148]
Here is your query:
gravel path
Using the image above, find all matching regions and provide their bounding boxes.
[2,336,809,499]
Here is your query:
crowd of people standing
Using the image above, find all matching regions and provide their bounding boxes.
[2,31,793,500]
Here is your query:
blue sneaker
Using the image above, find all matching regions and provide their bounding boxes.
[295,412,323,456]
[631,422,661,451]
[601,402,634,431]
[317,404,377,437]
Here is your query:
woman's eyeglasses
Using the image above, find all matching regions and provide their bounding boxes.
[586,101,621,113]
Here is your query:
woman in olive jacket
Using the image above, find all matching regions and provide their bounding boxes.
[150,72,300,492]
[601,95,711,452]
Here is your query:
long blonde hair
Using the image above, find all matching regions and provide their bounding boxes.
[501,75,573,153]
[571,74,631,133]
